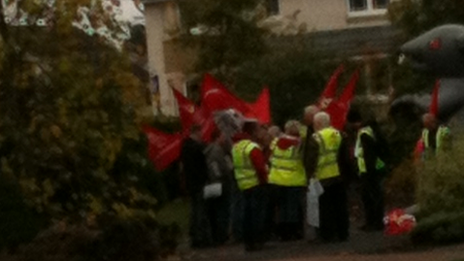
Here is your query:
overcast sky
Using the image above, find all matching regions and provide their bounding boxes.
[119,0,144,24]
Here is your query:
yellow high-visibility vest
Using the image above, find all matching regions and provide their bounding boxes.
[270,137,278,151]
[269,137,307,186]
[354,126,385,174]
[313,127,342,180]
[232,139,260,191]
[422,125,450,150]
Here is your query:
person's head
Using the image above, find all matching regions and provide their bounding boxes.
[189,124,202,141]
[242,120,260,140]
[422,113,437,129]
[257,125,272,147]
[284,120,301,137]
[313,111,331,131]
[346,108,363,131]
[268,125,282,138]
[303,105,320,126]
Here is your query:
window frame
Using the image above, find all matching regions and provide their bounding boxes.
[346,0,389,18]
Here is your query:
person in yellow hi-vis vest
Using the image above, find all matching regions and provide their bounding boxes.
[232,120,268,252]
[268,120,306,241]
[306,112,349,243]
[418,113,451,161]
[355,117,389,231]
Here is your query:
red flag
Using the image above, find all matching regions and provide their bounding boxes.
[172,87,197,131]
[247,87,271,124]
[429,80,440,116]
[172,87,215,141]
[201,73,227,99]
[325,102,346,130]
[201,73,252,115]
[142,126,183,172]
[338,69,360,105]
[320,65,345,101]
[325,70,359,130]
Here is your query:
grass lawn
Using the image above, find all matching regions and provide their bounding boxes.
[156,198,191,235]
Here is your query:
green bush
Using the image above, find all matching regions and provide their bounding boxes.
[411,211,464,245]
[7,219,180,261]
[384,159,418,209]
[0,176,47,252]
[412,132,464,244]
[416,135,464,218]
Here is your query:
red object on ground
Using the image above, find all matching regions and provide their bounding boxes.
[384,209,416,236]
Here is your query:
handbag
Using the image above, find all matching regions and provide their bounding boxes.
[203,183,222,199]
[306,178,324,227]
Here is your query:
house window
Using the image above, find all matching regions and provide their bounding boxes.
[266,0,279,15]
[349,0,367,11]
[347,0,390,16]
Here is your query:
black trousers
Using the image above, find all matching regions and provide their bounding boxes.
[189,192,212,247]
[360,170,385,228]
[206,193,230,245]
[319,180,349,241]
[243,185,267,249]
[274,186,305,240]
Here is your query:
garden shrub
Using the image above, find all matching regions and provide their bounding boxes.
[411,133,464,244]
[8,218,180,261]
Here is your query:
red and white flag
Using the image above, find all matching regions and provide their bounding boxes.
[142,125,183,172]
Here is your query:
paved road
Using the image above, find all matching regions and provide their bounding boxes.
[177,228,464,261]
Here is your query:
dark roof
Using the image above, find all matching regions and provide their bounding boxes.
[271,25,402,58]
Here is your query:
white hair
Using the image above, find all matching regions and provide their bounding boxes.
[304,105,319,116]
[284,120,300,132]
[268,125,281,136]
[314,111,331,129]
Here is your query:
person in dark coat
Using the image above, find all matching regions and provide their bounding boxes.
[180,125,211,248]
[354,113,390,231]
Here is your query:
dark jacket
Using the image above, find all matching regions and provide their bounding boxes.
[180,137,208,195]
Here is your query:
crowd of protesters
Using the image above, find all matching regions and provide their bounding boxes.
[179,100,450,252]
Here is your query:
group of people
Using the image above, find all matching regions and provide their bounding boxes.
[180,103,451,252]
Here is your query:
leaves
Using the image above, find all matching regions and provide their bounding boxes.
[0,1,158,224]
[178,0,267,81]
[417,133,464,219]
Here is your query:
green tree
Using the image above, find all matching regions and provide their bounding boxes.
[178,0,267,86]
[388,0,464,38]
[0,0,157,230]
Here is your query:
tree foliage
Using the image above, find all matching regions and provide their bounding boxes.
[178,0,267,85]
[411,133,464,245]
[388,0,464,38]
[0,0,157,229]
